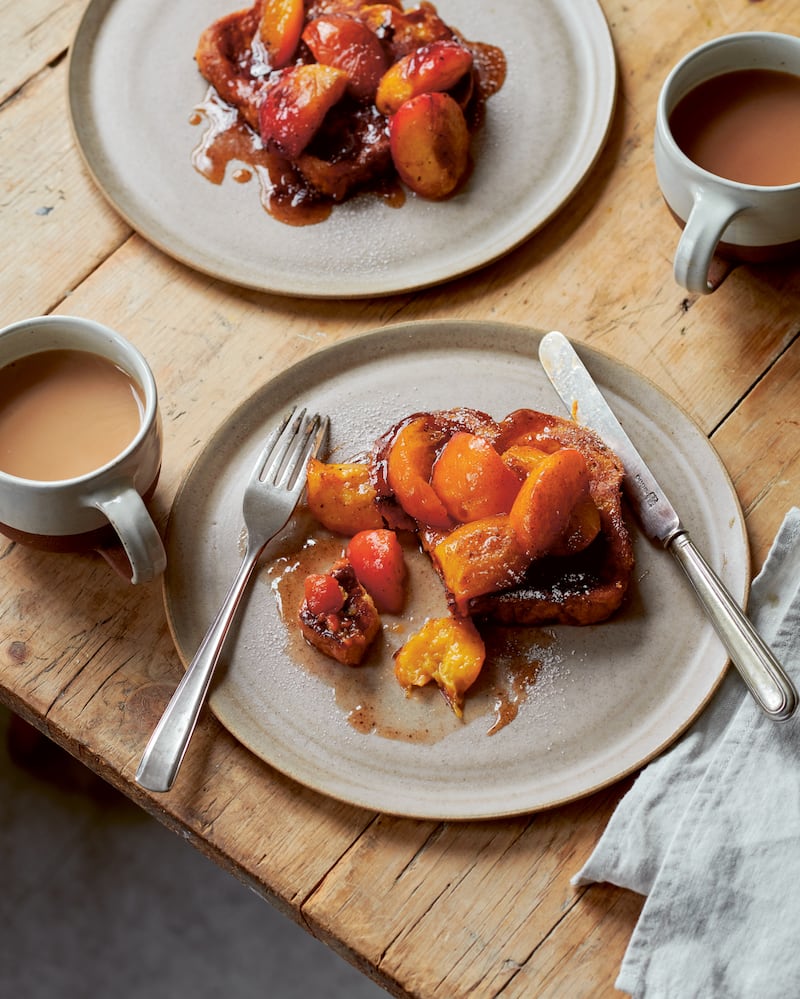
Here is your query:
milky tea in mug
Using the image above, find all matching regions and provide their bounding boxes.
[0,349,145,481]
[669,68,800,187]
[0,316,166,584]
[654,32,800,294]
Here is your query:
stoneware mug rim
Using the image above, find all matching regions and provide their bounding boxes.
[657,30,800,195]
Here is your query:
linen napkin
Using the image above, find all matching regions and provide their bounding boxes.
[573,506,800,999]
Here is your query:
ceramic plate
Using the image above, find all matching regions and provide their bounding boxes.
[67,0,616,297]
[162,321,748,819]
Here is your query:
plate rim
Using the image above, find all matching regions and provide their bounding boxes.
[161,320,749,819]
[67,0,618,298]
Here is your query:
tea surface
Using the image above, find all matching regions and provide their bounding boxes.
[669,68,800,186]
[0,349,144,480]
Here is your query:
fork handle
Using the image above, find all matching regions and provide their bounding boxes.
[136,543,264,792]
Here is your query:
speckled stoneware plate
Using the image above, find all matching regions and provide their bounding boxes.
[67,0,616,298]
[162,321,748,819]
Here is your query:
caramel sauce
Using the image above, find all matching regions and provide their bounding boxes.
[468,40,508,99]
[483,627,551,735]
[191,89,333,226]
[264,513,561,742]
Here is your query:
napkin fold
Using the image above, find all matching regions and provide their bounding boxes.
[573,507,800,999]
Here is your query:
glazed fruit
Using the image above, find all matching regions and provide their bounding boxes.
[295,405,633,717]
[302,14,389,100]
[303,573,346,615]
[375,39,474,115]
[431,515,531,614]
[372,407,633,626]
[194,0,506,222]
[550,496,602,557]
[431,432,521,522]
[305,458,383,535]
[499,444,552,478]
[385,414,453,528]
[346,528,407,613]
[377,409,498,528]
[507,448,590,558]
[259,0,305,68]
[394,615,486,716]
[389,91,470,198]
[259,64,349,158]
[358,3,454,63]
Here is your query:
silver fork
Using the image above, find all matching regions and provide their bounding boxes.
[136,407,329,793]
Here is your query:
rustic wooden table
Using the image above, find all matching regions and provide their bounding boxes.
[3,1,799,995]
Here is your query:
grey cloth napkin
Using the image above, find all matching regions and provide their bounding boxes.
[573,507,800,999]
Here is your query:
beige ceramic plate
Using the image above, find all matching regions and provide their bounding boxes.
[68,0,616,297]
[163,321,748,819]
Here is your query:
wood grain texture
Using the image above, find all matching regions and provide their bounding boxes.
[1,0,799,995]
[0,0,85,102]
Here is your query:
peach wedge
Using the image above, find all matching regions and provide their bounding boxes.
[259,64,348,158]
[389,91,470,198]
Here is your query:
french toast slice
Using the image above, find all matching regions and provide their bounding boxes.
[195,4,267,131]
[370,408,634,626]
[298,559,381,665]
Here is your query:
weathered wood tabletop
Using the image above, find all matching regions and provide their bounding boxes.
[2,0,799,995]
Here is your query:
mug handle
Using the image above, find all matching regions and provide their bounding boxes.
[92,485,167,584]
[674,188,745,294]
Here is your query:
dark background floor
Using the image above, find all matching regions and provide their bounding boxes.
[0,705,388,998]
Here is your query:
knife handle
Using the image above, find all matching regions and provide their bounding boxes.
[668,531,797,720]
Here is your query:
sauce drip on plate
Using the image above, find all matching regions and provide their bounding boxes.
[265,516,565,742]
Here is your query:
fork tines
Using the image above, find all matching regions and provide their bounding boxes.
[261,407,328,488]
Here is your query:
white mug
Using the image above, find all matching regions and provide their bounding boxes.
[0,316,166,584]
[654,32,800,294]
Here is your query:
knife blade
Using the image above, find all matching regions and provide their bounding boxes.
[539,330,797,721]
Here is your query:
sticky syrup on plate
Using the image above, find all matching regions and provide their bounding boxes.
[189,88,405,226]
[190,89,333,226]
[264,513,561,742]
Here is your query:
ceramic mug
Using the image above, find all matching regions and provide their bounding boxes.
[0,316,166,584]
[654,32,800,294]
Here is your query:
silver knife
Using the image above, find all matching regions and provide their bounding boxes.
[539,330,797,721]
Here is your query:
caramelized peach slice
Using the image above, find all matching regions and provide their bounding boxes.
[303,14,389,100]
[431,432,521,522]
[305,458,383,535]
[394,615,486,717]
[432,515,531,614]
[259,0,305,69]
[500,444,551,479]
[375,39,473,115]
[386,415,452,528]
[508,449,590,558]
[389,91,470,198]
[550,495,602,556]
[259,64,348,158]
